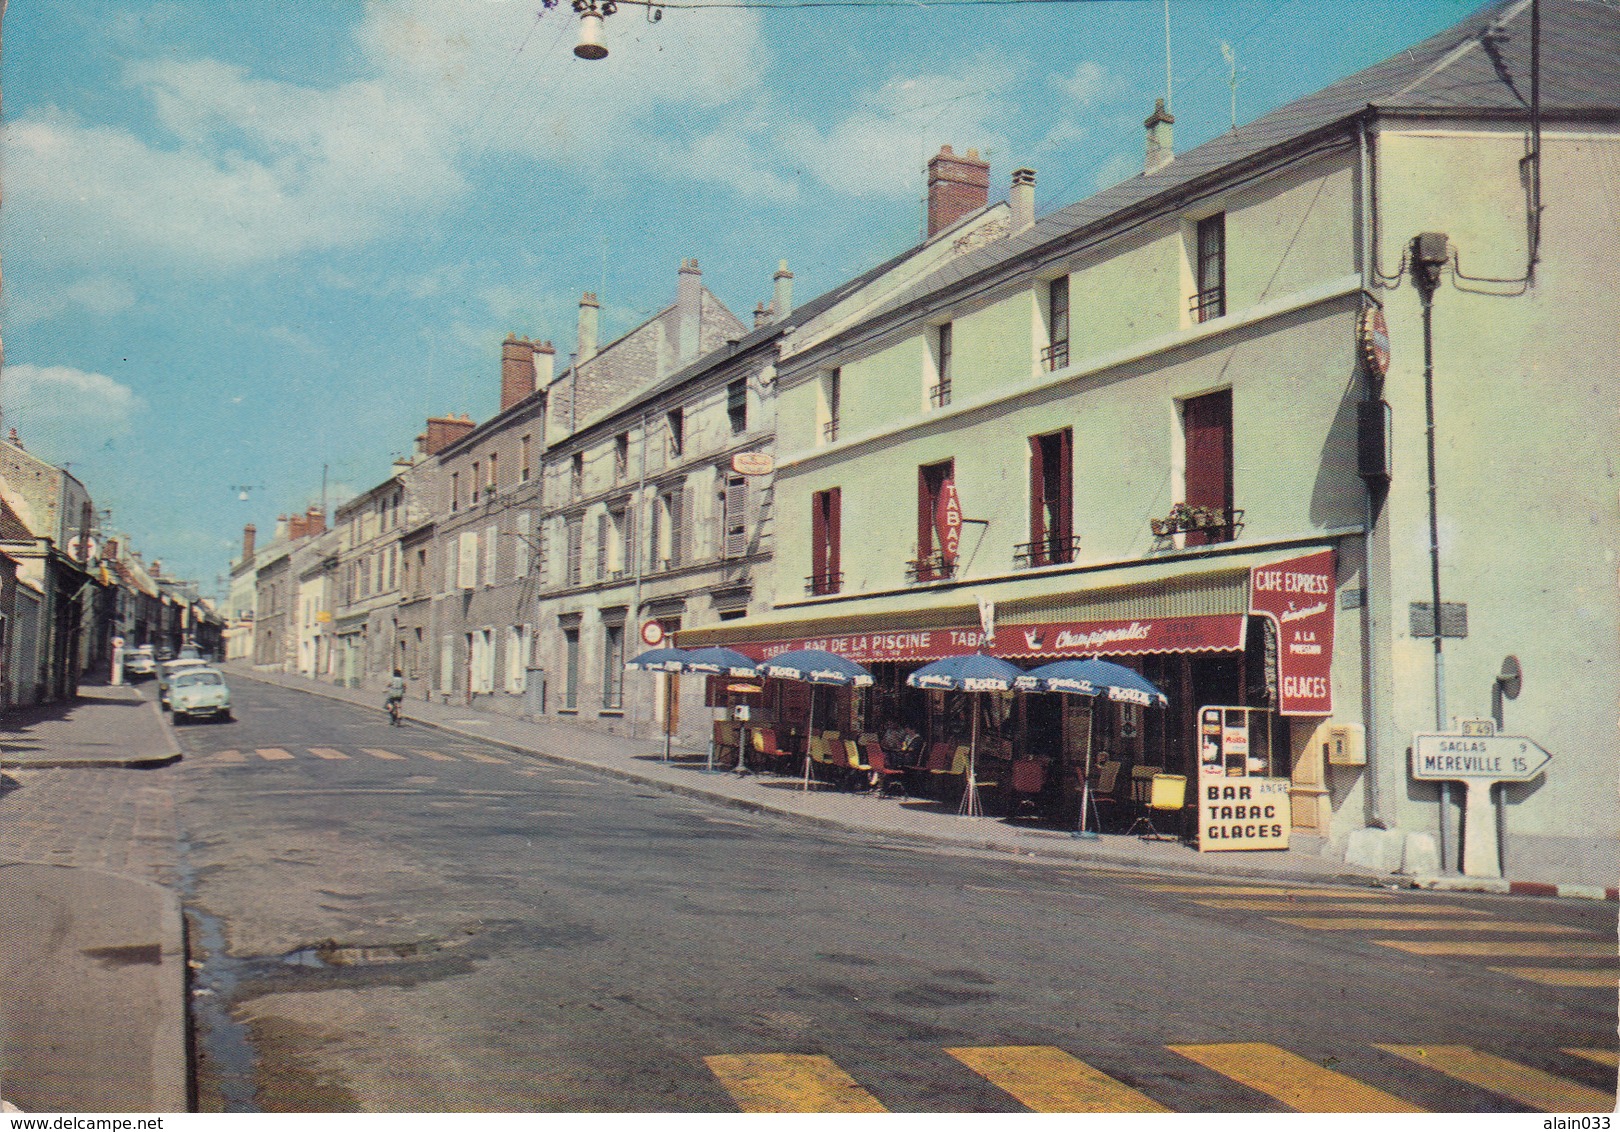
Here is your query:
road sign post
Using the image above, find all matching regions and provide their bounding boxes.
[1411,731,1552,878]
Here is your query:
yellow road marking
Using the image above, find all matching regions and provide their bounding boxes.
[1563,1049,1619,1068]
[411,749,458,762]
[1145,885,1393,898]
[213,749,245,763]
[1169,1043,1423,1112]
[454,749,508,764]
[1488,967,1619,988]
[360,747,408,761]
[255,747,295,761]
[307,747,350,760]
[1377,1045,1614,1112]
[704,1053,886,1113]
[1376,940,1616,958]
[946,1045,1169,1112]
[1196,899,1484,914]
[1272,918,1585,932]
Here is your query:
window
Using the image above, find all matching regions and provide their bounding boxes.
[604,504,631,579]
[484,523,498,585]
[720,474,747,559]
[822,369,841,443]
[562,626,580,710]
[471,628,494,695]
[1193,213,1226,323]
[602,620,625,709]
[565,515,583,586]
[914,460,955,581]
[506,625,529,694]
[487,453,498,497]
[451,472,460,512]
[653,485,684,569]
[1044,277,1070,371]
[1182,388,1235,545]
[458,531,479,589]
[514,512,531,578]
[667,408,684,458]
[727,379,748,434]
[520,435,532,482]
[1024,429,1075,566]
[571,452,584,499]
[472,462,480,503]
[614,433,630,480]
[929,323,953,408]
[810,488,841,595]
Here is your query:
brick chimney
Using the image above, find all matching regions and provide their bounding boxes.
[287,512,307,540]
[151,560,162,578]
[1144,98,1175,174]
[676,259,702,366]
[420,414,476,456]
[926,145,990,237]
[242,524,257,560]
[304,505,326,537]
[1010,168,1036,232]
[500,335,538,413]
[577,292,600,365]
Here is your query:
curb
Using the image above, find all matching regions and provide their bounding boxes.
[0,688,183,771]
[1412,874,1620,902]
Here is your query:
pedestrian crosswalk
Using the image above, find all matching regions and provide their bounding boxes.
[703,1041,1616,1112]
[202,746,512,767]
[1132,881,1617,991]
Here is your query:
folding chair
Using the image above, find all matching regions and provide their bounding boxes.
[1089,760,1123,831]
[751,728,793,774]
[866,742,907,797]
[1009,758,1048,819]
[1127,773,1188,841]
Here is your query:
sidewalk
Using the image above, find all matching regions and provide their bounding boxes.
[231,664,1406,889]
[0,678,187,1113]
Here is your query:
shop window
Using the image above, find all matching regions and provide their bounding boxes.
[1182,389,1236,545]
[809,488,841,595]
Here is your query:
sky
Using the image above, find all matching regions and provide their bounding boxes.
[0,0,1486,597]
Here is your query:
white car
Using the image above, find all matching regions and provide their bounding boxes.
[157,657,212,709]
[124,650,157,677]
[169,668,232,723]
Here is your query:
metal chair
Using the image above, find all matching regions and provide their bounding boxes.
[1009,758,1048,819]
[1127,773,1188,840]
[866,742,907,797]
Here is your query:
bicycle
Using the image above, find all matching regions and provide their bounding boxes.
[386,697,402,726]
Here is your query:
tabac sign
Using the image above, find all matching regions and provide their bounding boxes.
[1249,549,1336,716]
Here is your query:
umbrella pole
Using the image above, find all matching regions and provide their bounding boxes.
[960,696,982,818]
[1074,704,1099,839]
[801,691,816,791]
[662,673,673,763]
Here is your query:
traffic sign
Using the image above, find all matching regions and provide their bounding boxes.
[1411,733,1552,782]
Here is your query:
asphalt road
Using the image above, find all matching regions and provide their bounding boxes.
[173,679,1618,1113]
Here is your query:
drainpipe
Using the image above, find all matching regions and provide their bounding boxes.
[632,409,649,740]
[1356,118,1387,832]
[1411,231,1451,871]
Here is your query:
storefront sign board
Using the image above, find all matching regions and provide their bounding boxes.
[937,481,963,565]
[1249,549,1336,716]
[1198,776,1291,850]
[1000,614,1244,659]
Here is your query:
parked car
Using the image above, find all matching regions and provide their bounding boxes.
[169,668,231,723]
[124,649,157,678]
[157,657,211,709]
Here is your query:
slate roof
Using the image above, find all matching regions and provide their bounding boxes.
[0,492,35,542]
[860,0,1620,327]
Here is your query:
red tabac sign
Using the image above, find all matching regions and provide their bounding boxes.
[733,628,989,665]
[936,481,963,565]
[999,615,1244,659]
[1249,549,1336,716]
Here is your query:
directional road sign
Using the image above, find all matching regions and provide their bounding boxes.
[1411,733,1553,782]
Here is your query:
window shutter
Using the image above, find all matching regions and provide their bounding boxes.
[1056,428,1074,544]
[485,523,499,585]
[672,485,687,567]
[811,491,827,582]
[515,512,531,578]
[725,476,747,559]
[458,531,478,590]
[596,512,608,578]
[1028,435,1047,557]
[827,487,841,581]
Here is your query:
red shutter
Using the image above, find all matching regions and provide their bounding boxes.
[811,490,828,586]
[1056,428,1074,547]
[1184,389,1233,546]
[1029,435,1047,563]
[917,467,936,560]
[828,487,841,587]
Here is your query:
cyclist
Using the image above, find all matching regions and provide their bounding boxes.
[384,669,407,724]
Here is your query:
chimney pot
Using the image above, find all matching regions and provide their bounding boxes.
[1144,98,1175,174]
[676,258,702,367]
[577,292,600,364]
[772,259,794,322]
[1010,168,1036,233]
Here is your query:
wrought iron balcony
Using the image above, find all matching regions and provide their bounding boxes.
[928,378,952,408]
[1190,287,1226,323]
[905,552,956,584]
[822,418,840,443]
[1150,503,1244,541]
[1040,341,1070,371]
[805,570,843,596]
[1013,535,1083,569]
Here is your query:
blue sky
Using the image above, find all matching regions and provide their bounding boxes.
[0,0,1482,595]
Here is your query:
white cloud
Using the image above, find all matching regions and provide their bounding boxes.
[2,364,146,455]
[5,275,138,329]
[1052,61,1112,106]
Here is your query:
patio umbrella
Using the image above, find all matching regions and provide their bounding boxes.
[668,647,759,771]
[760,649,873,790]
[1014,658,1169,838]
[625,647,691,761]
[906,653,1024,817]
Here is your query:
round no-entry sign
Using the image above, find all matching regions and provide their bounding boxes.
[641,620,664,646]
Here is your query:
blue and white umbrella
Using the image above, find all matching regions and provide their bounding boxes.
[906,653,1025,816]
[762,648,873,687]
[1013,658,1168,838]
[1012,658,1168,708]
[625,646,691,672]
[676,646,760,678]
